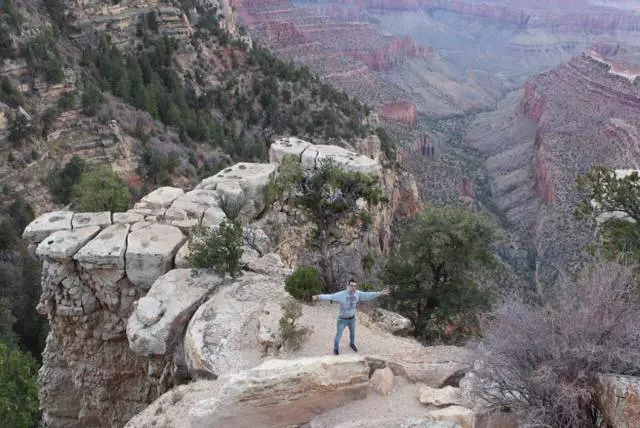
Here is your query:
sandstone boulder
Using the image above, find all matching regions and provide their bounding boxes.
[71,212,112,229]
[334,419,461,428]
[369,366,395,396]
[22,211,74,243]
[125,223,186,289]
[596,374,640,428]
[127,269,224,356]
[73,223,130,269]
[366,355,471,387]
[188,356,370,428]
[36,226,101,261]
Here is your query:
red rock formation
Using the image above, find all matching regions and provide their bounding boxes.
[380,100,417,125]
[414,132,434,157]
[460,177,475,199]
[534,148,555,204]
[260,21,305,45]
[522,82,546,124]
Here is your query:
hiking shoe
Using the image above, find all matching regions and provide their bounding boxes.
[333,348,339,355]
[350,344,358,352]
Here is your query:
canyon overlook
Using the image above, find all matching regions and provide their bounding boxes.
[22,138,443,427]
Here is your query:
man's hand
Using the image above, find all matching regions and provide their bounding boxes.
[382,287,390,295]
[311,295,319,301]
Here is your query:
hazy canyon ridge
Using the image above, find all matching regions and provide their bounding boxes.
[230,0,640,285]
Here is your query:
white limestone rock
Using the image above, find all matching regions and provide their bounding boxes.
[125,223,186,289]
[424,406,474,428]
[22,211,74,243]
[171,189,220,218]
[71,212,112,229]
[139,186,184,208]
[184,272,287,378]
[174,241,191,269]
[73,223,130,269]
[188,356,369,428]
[418,385,467,407]
[302,144,382,176]
[195,162,277,218]
[201,206,227,228]
[127,269,224,356]
[269,136,312,163]
[369,307,414,336]
[36,226,101,261]
[113,211,146,224]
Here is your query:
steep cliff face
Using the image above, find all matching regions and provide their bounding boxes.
[464,49,640,285]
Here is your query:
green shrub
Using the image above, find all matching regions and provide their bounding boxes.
[47,156,87,204]
[71,165,132,212]
[186,219,244,278]
[285,266,324,301]
[0,340,39,428]
[278,300,310,351]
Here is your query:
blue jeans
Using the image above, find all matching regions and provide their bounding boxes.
[334,317,356,351]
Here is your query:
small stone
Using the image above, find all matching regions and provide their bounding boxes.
[369,367,395,396]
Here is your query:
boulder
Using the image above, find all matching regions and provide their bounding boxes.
[73,223,130,269]
[188,356,370,427]
[184,272,286,378]
[125,223,186,289]
[257,302,283,355]
[269,136,312,163]
[418,385,466,407]
[369,367,395,396]
[366,355,471,387]
[245,253,291,277]
[334,419,461,428]
[22,211,74,243]
[126,269,224,356]
[36,226,101,261]
[369,307,413,336]
[71,212,112,229]
[596,374,640,428]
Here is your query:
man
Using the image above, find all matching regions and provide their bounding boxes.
[312,279,389,355]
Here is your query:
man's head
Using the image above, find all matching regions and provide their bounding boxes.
[347,279,357,293]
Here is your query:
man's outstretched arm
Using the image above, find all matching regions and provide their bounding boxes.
[312,292,340,302]
[357,288,390,301]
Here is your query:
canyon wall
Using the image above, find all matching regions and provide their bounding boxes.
[465,49,640,285]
